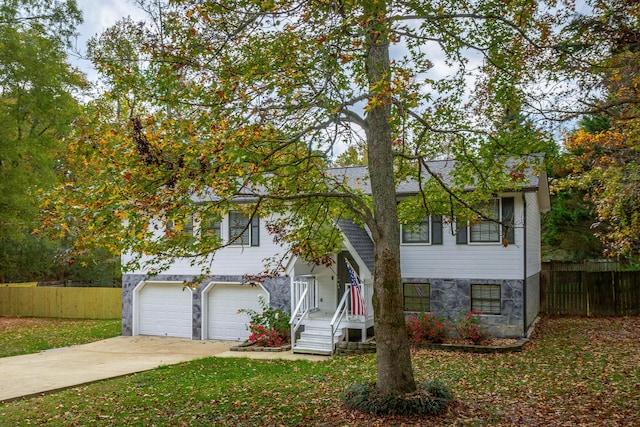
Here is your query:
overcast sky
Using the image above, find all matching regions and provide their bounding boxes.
[72,0,146,81]
[69,0,583,138]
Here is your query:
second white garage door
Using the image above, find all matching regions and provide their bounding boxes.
[137,282,192,339]
[205,283,268,341]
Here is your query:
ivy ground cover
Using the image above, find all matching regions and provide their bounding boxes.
[1,316,639,426]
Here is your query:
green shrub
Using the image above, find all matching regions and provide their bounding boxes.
[343,380,453,416]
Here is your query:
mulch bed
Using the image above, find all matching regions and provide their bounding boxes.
[230,341,292,352]
[412,337,528,353]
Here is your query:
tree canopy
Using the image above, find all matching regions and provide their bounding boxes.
[44,0,578,395]
[0,0,88,281]
[556,0,640,264]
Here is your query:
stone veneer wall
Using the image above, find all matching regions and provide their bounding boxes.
[403,277,525,338]
[122,274,291,339]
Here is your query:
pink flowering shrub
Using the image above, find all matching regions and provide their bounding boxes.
[239,297,290,347]
[455,310,490,344]
[406,312,448,344]
[248,325,286,347]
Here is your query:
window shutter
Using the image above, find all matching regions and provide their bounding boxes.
[431,215,443,245]
[456,221,467,244]
[502,197,515,244]
[251,216,260,246]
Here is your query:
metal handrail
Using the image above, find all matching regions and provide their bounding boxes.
[330,286,350,355]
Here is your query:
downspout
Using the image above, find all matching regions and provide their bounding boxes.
[522,192,527,337]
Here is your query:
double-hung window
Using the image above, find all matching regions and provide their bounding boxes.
[201,215,222,239]
[166,216,194,238]
[228,211,260,246]
[403,283,431,312]
[470,199,500,243]
[471,284,501,315]
[401,215,443,245]
[401,218,429,244]
[456,197,514,245]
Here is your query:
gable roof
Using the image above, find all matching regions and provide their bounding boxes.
[337,219,375,273]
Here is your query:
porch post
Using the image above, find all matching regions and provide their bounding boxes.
[289,276,294,315]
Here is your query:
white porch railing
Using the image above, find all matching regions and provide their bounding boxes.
[363,280,374,320]
[291,276,318,314]
[289,276,318,349]
[330,280,375,353]
[330,286,350,355]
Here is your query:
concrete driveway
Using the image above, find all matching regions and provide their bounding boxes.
[0,336,327,402]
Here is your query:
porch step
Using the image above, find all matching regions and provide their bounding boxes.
[293,324,343,355]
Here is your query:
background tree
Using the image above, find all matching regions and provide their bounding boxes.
[556,0,640,264]
[541,117,605,262]
[0,0,86,282]
[45,0,568,396]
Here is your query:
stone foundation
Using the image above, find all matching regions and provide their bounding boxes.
[403,277,533,338]
[335,341,377,355]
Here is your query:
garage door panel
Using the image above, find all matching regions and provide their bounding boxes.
[137,283,192,338]
[207,284,268,341]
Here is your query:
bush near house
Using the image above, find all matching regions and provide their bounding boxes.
[454,310,491,344]
[406,311,491,345]
[406,312,448,343]
[238,297,291,346]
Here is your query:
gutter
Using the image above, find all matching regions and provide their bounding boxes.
[522,192,527,337]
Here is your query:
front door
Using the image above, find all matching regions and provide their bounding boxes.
[337,251,359,304]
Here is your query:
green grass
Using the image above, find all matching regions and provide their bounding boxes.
[1,316,639,426]
[0,317,121,357]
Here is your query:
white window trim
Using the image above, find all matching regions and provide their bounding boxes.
[470,283,502,315]
[467,198,502,245]
[227,211,257,247]
[165,216,195,237]
[195,215,224,241]
[400,216,432,246]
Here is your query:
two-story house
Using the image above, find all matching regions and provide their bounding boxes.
[121,155,550,355]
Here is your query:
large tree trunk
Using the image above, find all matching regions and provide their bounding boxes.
[364,1,417,394]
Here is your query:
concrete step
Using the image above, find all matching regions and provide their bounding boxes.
[301,327,339,338]
[291,345,332,356]
[296,335,339,346]
[293,339,334,355]
[301,318,336,328]
[292,325,343,355]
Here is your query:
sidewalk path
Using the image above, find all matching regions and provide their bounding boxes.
[0,336,327,402]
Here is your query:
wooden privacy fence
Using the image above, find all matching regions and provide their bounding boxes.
[541,269,640,316]
[0,286,121,319]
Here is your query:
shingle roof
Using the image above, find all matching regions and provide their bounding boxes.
[337,219,375,273]
[327,153,545,195]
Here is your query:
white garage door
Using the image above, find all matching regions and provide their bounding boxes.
[206,284,268,341]
[137,282,192,338]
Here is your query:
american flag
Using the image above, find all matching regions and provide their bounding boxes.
[345,259,368,317]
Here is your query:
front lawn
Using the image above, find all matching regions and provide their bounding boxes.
[0,317,121,357]
[2,316,639,426]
